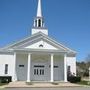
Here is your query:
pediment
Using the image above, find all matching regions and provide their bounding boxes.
[1,32,76,53]
[25,39,59,50]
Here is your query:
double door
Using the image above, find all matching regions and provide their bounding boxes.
[34,65,44,76]
[33,64,47,81]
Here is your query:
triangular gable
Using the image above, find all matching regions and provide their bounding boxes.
[1,32,76,53]
[25,39,58,50]
[1,32,42,50]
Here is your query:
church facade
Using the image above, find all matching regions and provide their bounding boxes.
[0,0,76,82]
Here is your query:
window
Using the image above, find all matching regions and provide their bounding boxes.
[38,19,41,27]
[5,64,8,74]
[34,65,44,68]
[39,44,43,47]
[35,20,37,27]
[34,69,37,75]
[34,69,44,75]
[54,66,59,68]
[67,66,71,76]
[34,69,39,75]
[40,69,44,75]
[19,65,24,67]
[42,69,44,75]
[37,69,38,75]
[49,65,59,68]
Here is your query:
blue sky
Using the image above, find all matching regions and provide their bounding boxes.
[0,0,90,62]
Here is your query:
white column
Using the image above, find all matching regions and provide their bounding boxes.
[37,19,39,27]
[27,53,31,82]
[64,54,67,82]
[13,52,17,81]
[51,54,54,82]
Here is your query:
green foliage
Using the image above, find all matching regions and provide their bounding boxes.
[86,54,90,62]
[0,76,11,83]
[68,76,81,83]
[77,81,90,86]
[76,62,89,77]
[0,83,8,86]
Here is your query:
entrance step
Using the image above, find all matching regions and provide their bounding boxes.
[6,81,82,88]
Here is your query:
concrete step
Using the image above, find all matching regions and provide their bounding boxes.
[6,81,82,88]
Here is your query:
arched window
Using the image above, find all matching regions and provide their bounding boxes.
[38,19,41,27]
[35,20,37,27]
[39,44,43,47]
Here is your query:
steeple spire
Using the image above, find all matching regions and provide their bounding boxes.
[31,0,48,35]
[37,0,42,17]
[33,0,44,28]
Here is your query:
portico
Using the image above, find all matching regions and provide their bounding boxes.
[13,50,67,82]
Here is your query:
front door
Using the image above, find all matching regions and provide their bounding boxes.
[33,65,45,81]
[31,59,50,81]
[17,64,27,81]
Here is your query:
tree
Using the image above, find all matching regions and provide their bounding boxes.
[76,62,87,77]
[76,54,90,77]
[85,54,90,69]
[86,54,90,62]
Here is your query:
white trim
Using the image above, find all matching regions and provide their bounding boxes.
[64,54,67,82]
[37,0,42,17]
[0,32,42,50]
[1,32,76,54]
[13,52,17,81]
[51,54,54,82]
[13,36,43,48]
[27,53,31,82]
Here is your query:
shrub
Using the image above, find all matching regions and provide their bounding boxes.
[0,78,8,83]
[67,76,81,83]
[0,76,12,83]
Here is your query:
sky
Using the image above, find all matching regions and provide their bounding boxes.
[0,0,90,62]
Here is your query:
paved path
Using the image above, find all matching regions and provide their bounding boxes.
[6,82,81,88]
[1,82,90,90]
[3,87,90,90]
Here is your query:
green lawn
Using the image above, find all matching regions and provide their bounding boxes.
[77,81,90,86]
[0,83,8,86]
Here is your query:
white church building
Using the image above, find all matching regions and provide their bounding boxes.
[0,0,76,82]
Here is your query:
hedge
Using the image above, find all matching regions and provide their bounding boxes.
[0,76,12,83]
[67,76,81,83]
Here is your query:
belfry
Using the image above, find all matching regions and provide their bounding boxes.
[32,0,48,35]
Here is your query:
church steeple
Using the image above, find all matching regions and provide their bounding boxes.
[32,0,48,35]
[33,0,44,28]
[37,0,42,17]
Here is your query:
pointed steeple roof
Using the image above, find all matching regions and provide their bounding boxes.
[37,0,42,17]
[31,0,48,35]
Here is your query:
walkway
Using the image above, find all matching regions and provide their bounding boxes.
[6,81,82,88]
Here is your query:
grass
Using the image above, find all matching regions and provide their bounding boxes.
[76,80,90,86]
[0,83,8,86]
